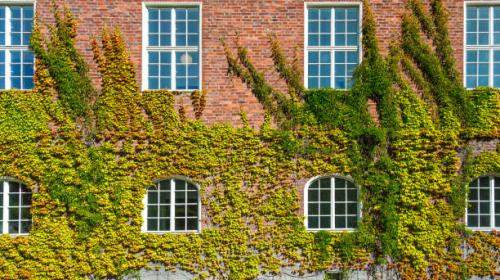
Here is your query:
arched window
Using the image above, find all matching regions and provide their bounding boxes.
[142,177,200,233]
[466,175,499,230]
[0,179,32,234]
[305,175,359,230]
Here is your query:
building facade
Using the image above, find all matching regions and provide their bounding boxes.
[1,0,478,126]
[0,1,498,278]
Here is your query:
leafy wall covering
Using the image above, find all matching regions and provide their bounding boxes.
[0,0,498,279]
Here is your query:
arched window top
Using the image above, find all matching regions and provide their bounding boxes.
[0,179,32,235]
[305,175,360,231]
[466,175,499,231]
[142,177,200,233]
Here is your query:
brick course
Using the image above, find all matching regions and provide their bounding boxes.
[36,0,467,126]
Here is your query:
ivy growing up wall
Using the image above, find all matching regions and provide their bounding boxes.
[0,0,498,279]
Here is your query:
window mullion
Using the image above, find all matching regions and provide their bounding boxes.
[330,8,335,88]
[5,6,11,89]
[2,181,8,234]
[491,176,495,229]
[331,177,335,230]
[490,7,494,87]
[171,9,176,90]
[170,178,175,232]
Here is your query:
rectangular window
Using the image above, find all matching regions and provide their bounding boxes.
[305,5,361,90]
[465,5,500,88]
[0,5,34,90]
[467,176,500,230]
[1,180,32,235]
[143,5,201,91]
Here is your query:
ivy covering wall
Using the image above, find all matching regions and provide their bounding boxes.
[0,1,498,279]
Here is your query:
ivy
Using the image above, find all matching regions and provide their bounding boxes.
[0,0,498,279]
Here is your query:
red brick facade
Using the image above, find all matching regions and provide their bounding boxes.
[35,0,466,126]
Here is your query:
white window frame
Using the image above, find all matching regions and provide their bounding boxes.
[463,1,500,89]
[141,2,202,91]
[0,0,35,90]
[465,175,499,231]
[1,178,32,236]
[304,174,361,232]
[141,176,201,234]
[304,2,363,90]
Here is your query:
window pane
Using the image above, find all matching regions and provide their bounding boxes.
[187,191,197,203]
[320,203,331,215]
[308,51,331,89]
[479,215,490,227]
[175,218,186,231]
[159,218,169,231]
[187,218,198,230]
[335,203,345,215]
[334,51,358,89]
[320,216,331,228]
[308,203,319,215]
[335,216,346,228]
[148,205,158,217]
[308,216,319,229]
[347,216,357,228]
[176,51,199,90]
[148,51,171,90]
[147,218,158,231]
[0,50,4,89]
[467,215,478,227]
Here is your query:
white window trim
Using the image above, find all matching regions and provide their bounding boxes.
[303,2,363,90]
[304,174,362,232]
[141,175,201,234]
[1,178,31,236]
[0,1,35,90]
[141,2,202,91]
[465,175,499,231]
[463,1,500,89]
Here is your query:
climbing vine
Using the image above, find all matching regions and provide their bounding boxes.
[0,0,498,279]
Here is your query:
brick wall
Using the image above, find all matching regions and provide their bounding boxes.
[36,0,466,127]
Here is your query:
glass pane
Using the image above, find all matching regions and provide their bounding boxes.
[467,215,478,227]
[187,191,197,203]
[148,206,158,217]
[175,205,185,217]
[308,203,319,215]
[480,189,490,200]
[159,218,169,231]
[159,180,170,191]
[147,218,158,231]
[347,203,357,215]
[159,191,170,204]
[9,207,18,220]
[335,203,345,215]
[308,189,319,202]
[175,191,185,204]
[187,218,198,230]
[479,215,490,227]
[187,205,197,217]
[320,189,330,201]
[335,216,346,228]
[320,216,331,228]
[335,190,345,201]
[308,216,319,228]
[347,216,357,228]
[480,202,490,214]
[8,222,19,234]
[159,206,169,218]
[320,203,330,215]
[175,218,186,230]
[468,202,478,214]
[20,221,30,234]
[148,191,158,204]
